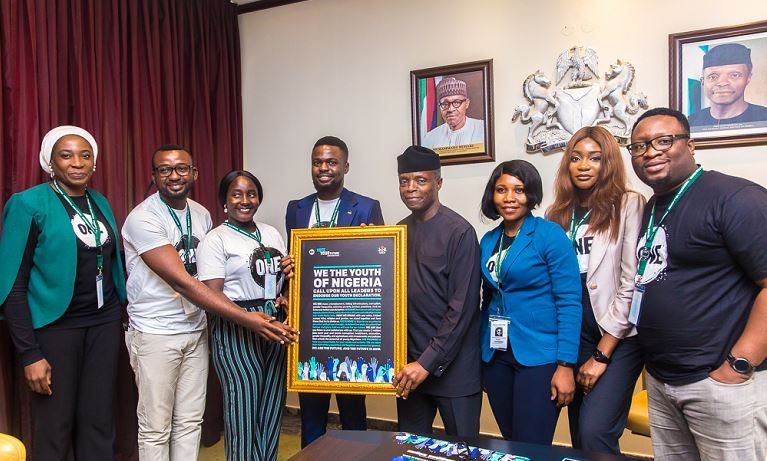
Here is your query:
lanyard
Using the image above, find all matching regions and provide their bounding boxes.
[314,198,341,227]
[223,221,272,264]
[636,166,703,281]
[161,197,193,267]
[53,180,103,272]
[569,208,591,247]
[494,232,511,289]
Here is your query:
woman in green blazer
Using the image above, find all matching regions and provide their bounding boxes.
[0,126,126,460]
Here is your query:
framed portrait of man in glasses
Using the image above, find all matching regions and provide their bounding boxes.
[670,20,767,148]
[410,60,495,165]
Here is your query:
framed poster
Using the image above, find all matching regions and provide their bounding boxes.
[670,20,767,148]
[410,59,495,165]
[287,225,407,395]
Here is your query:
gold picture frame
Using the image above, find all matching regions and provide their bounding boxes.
[287,225,407,395]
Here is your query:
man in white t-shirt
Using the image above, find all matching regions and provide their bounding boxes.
[122,145,297,461]
[421,77,485,149]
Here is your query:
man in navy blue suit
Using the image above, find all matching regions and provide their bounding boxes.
[285,136,384,447]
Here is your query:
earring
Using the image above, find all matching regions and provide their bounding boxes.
[48,164,54,178]
[93,165,97,172]
[223,205,228,213]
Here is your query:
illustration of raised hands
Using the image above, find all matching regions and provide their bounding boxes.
[309,357,317,380]
[360,363,369,382]
[357,357,365,374]
[302,362,309,380]
[337,361,349,381]
[344,356,353,374]
[297,361,304,380]
[317,362,326,381]
[326,356,336,381]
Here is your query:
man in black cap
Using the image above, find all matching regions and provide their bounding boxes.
[392,145,482,437]
[689,43,767,128]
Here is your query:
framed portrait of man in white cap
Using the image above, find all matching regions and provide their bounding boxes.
[670,20,767,148]
[410,59,495,165]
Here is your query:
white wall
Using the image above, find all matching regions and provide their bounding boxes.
[239,1,767,455]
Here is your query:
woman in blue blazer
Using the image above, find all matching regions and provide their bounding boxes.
[479,160,581,445]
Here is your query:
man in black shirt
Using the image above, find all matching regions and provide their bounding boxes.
[392,145,482,437]
[627,107,767,460]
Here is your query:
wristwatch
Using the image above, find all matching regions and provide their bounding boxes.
[592,349,612,365]
[726,353,755,376]
[556,360,576,369]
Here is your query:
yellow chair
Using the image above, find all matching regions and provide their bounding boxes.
[0,433,26,461]
[626,370,650,437]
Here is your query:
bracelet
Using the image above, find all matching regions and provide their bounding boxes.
[592,349,612,365]
[556,360,576,369]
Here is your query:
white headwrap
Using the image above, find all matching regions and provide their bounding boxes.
[39,125,99,174]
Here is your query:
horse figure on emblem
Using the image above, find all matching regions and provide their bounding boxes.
[596,60,649,136]
[513,71,563,145]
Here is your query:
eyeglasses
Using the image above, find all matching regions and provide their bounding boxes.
[153,164,194,177]
[626,134,690,157]
[438,99,466,110]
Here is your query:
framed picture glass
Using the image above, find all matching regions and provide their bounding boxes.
[286,225,407,395]
[670,21,767,148]
[410,60,495,165]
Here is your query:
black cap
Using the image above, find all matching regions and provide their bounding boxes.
[397,145,441,174]
[703,43,752,69]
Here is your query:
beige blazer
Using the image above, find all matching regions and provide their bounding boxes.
[585,191,646,339]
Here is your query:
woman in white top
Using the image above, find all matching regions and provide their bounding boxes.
[546,126,646,455]
[197,170,291,461]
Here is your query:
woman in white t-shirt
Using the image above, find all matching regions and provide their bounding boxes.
[546,126,646,454]
[197,170,290,461]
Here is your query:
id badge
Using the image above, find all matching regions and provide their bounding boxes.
[264,272,277,299]
[96,273,104,309]
[489,315,509,350]
[628,284,645,325]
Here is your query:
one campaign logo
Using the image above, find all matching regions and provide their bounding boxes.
[378,245,387,255]
[71,215,110,248]
[175,234,201,276]
[636,228,668,284]
[249,246,284,288]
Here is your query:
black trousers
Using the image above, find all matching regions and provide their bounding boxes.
[568,336,644,454]
[396,391,481,438]
[298,392,367,448]
[30,320,122,461]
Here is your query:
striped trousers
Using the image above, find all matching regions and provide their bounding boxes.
[209,305,287,461]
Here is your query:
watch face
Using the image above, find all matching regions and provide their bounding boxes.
[732,359,751,374]
[729,356,753,374]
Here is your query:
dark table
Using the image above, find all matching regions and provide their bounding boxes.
[288,430,640,461]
